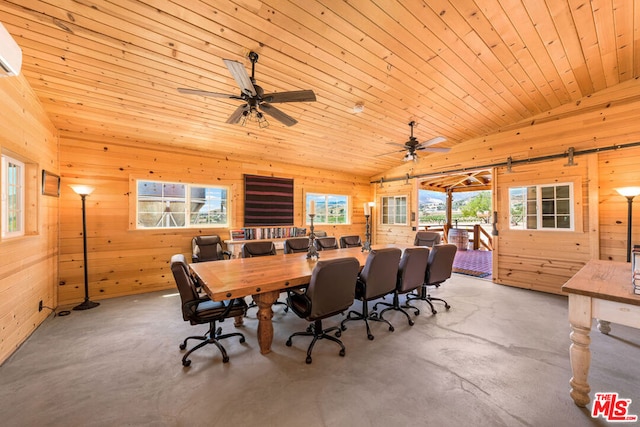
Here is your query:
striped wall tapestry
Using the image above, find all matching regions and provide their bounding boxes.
[244,174,294,226]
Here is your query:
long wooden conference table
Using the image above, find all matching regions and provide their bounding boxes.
[189,245,402,354]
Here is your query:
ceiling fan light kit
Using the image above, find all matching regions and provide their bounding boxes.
[403,152,417,162]
[380,120,450,162]
[178,51,316,128]
[240,108,269,128]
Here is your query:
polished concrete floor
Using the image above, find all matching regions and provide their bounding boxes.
[1,275,639,427]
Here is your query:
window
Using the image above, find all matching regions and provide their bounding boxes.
[509,183,573,230]
[136,180,228,229]
[1,154,25,238]
[382,195,407,225]
[306,193,348,225]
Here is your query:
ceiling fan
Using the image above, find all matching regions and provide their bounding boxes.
[178,51,316,127]
[383,121,449,162]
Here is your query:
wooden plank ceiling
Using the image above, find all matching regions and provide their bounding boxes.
[1,0,638,179]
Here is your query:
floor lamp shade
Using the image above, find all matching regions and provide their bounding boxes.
[615,187,640,263]
[70,184,99,310]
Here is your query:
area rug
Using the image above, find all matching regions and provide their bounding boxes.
[452,249,492,278]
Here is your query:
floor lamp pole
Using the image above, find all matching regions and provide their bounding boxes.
[616,187,640,263]
[70,185,99,310]
[625,196,634,263]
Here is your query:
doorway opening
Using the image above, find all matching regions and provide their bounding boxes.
[418,170,493,279]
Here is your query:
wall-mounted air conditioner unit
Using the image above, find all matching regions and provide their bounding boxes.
[0,22,22,77]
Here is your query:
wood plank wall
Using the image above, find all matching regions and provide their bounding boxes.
[598,146,640,261]
[57,139,371,306]
[493,158,592,294]
[373,178,419,244]
[0,75,59,364]
[375,77,640,295]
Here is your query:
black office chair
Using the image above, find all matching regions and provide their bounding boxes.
[414,231,442,247]
[286,257,360,364]
[312,230,328,237]
[374,247,430,326]
[315,236,339,251]
[406,243,457,314]
[340,235,362,248]
[170,254,247,366]
[241,241,289,312]
[191,235,230,263]
[240,240,277,258]
[283,237,310,254]
[340,247,402,340]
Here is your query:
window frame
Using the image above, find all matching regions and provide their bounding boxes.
[381,195,408,225]
[508,182,575,231]
[135,179,230,229]
[305,192,350,225]
[1,154,25,238]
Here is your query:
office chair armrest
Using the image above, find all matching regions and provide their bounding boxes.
[286,291,311,318]
[182,296,211,315]
[192,254,200,263]
[222,251,232,260]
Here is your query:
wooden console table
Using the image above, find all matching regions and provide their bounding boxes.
[561,260,640,407]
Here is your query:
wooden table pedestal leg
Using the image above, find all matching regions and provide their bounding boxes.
[253,291,279,355]
[568,293,592,407]
[569,324,591,407]
[233,315,244,327]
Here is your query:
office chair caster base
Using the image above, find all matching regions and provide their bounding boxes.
[305,356,312,364]
[179,343,187,350]
[182,359,191,367]
[339,349,345,357]
[367,334,374,341]
[335,330,341,338]
[285,338,293,347]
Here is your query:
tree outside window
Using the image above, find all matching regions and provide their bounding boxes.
[306,193,348,224]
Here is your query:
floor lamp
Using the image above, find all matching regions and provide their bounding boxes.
[615,187,640,262]
[69,184,100,310]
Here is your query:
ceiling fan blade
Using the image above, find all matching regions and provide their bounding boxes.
[263,90,316,103]
[259,103,297,126]
[226,104,249,124]
[416,136,449,152]
[416,147,451,153]
[419,136,447,147]
[177,88,242,99]
[386,142,409,148]
[223,59,257,97]
[375,148,406,157]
